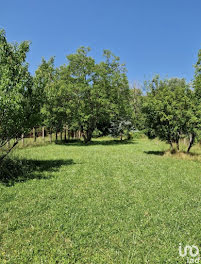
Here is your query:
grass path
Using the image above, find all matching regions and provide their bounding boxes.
[0,138,201,263]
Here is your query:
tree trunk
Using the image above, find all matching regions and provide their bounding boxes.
[187,133,195,153]
[169,140,173,149]
[0,140,19,165]
[120,133,123,141]
[71,130,74,139]
[42,126,45,141]
[33,127,36,142]
[56,131,58,141]
[64,127,67,142]
[22,134,24,147]
[60,131,63,141]
[49,129,52,143]
[176,139,179,151]
[83,129,93,143]
[78,130,81,139]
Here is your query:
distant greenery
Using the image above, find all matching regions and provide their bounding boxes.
[0,138,201,263]
[0,28,200,158]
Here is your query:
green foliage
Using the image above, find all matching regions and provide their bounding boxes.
[194,49,201,98]
[63,47,96,142]
[130,84,145,130]
[131,130,146,139]
[92,128,102,138]
[33,47,132,143]
[58,47,132,142]
[143,76,199,151]
[1,28,199,153]
[34,57,70,136]
[0,29,37,160]
[192,49,201,137]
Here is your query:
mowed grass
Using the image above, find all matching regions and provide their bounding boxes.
[0,138,201,263]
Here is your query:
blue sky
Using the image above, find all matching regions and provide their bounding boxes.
[1,0,201,84]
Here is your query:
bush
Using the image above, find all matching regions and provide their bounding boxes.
[131,131,146,139]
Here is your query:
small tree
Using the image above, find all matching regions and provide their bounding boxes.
[143,76,192,150]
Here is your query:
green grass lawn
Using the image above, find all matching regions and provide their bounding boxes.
[0,138,201,263]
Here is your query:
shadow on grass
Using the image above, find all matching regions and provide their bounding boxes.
[144,151,165,156]
[0,158,75,186]
[55,139,137,147]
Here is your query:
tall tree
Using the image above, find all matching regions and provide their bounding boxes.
[61,47,132,142]
[96,50,132,139]
[34,58,67,138]
[0,29,37,161]
[65,47,96,142]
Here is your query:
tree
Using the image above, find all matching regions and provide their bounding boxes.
[34,58,67,140]
[65,47,96,143]
[0,29,37,162]
[60,47,132,143]
[94,50,132,139]
[143,76,193,150]
[194,49,201,98]
[130,82,145,130]
[187,49,201,152]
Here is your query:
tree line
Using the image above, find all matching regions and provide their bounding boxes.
[0,29,200,162]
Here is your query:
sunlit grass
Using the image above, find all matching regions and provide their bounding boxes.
[0,137,201,263]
